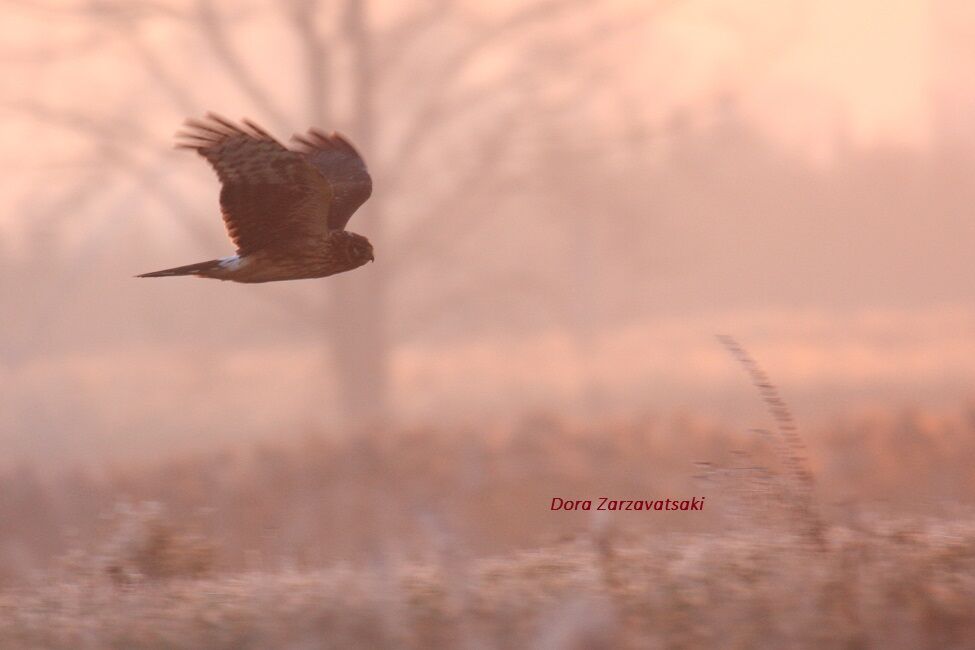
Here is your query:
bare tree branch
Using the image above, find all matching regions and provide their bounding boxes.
[376,0,451,68]
[384,0,593,169]
[286,0,332,126]
[195,0,289,131]
[384,10,635,244]
[385,115,529,271]
[383,0,674,182]
[0,34,109,63]
[3,101,164,154]
[4,0,190,19]
[118,22,199,115]
[96,145,216,249]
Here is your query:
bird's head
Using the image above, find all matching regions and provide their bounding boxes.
[336,230,375,269]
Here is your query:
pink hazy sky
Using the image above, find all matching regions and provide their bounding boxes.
[640,0,936,152]
[0,0,949,151]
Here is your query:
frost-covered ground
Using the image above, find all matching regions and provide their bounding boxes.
[2,515,974,649]
[2,409,974,648]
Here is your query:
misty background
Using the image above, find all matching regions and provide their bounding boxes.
[1,0,973,469]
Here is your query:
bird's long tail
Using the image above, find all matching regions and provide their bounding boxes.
[137,259,223,278]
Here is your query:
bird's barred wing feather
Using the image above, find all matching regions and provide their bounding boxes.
[290,129,372,231]
[176,113,333,255]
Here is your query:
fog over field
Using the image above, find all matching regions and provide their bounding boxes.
[1,0,973,647]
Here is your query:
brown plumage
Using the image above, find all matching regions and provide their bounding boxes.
[138,113,373,283]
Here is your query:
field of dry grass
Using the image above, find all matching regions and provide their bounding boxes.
[1,403,974,648]
[2,511,974,648]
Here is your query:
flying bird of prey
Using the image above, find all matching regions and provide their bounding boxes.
[139,113,373,282]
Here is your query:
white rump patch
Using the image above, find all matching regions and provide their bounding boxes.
[218,255,244,270]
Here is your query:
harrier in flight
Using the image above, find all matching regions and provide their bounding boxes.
[139,113,373,283]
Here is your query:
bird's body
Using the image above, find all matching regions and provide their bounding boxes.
[139,113,374,283]
[139,230,371,283]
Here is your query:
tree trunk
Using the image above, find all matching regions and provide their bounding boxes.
[328,0,391,426]
[328,239,390,425]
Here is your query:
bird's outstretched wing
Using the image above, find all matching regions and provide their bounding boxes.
[177,113,333,255]
[290,129,372,231]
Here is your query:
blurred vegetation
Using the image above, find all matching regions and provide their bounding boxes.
[1,408,974,585]
[0,411,974,647]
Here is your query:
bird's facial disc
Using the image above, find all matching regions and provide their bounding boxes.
[347,235,374,266]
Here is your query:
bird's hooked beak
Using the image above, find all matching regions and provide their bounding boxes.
[369,251,375,263]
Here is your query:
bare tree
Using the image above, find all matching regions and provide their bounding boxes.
[3,0,681,424]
